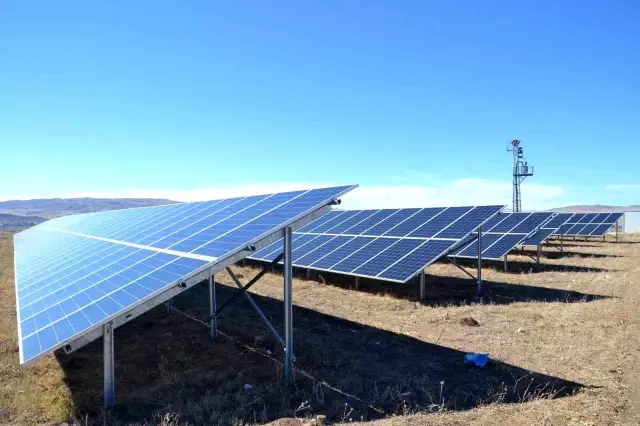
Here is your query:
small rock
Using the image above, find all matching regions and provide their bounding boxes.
[265,350,272,355]
[244,384,253,392]
[316,415,327,426]
[459,317,480,327]
[517,327,525,333]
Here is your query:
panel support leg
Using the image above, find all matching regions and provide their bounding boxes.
[504,254,508,272]
[166,298,173,314]
[355,276,360,290]
[283,226,294,382]
[536,244,541,271]
[209,269,217,341]
[306,268,310,280]
[103,322,115,408]
[419,270,426,302]
[560,234,564,255]
[477,226,483,296]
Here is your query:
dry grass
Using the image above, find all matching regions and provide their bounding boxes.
[1,232,639,425]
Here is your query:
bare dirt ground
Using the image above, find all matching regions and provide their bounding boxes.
[1,232,639,425]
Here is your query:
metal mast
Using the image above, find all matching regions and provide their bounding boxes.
[507,140,534,212]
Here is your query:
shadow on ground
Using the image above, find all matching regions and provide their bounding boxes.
[56,280,586,425]
[523,249,622,259]
[272,263,611,307]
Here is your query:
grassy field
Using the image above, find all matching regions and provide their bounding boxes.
[1,232,639,425]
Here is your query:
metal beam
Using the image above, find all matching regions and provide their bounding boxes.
[166,298,173,314]
[213,253,285,318]
[283,226,294,381]
[419,270,426,302]
[103,322,115,407]
[451,261,477,281]
[226,267,286,348]
[209,269,216,341]
[477,226,483,296]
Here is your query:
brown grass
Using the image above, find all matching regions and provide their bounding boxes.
[1,232,639,425]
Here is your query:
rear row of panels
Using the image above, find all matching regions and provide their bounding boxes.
[250,234,453,282]
[554,212,623,236]
[297,205,504,240]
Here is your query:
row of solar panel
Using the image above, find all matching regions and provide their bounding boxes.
[15,185,355,364]
[251,205,505,282]
[554,213,623,236]
[252,233,454,282]
[450,212,554,259]
[297,206,506,240]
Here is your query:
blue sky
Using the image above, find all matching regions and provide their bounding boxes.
[1,1,638,209]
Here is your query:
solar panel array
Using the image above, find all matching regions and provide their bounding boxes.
[14,185,356,365]
[249,205,504,283]
[553,213,624,236]
[520,213,573,246]
[449,212,554,260]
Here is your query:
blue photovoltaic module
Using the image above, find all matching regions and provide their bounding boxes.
[14,185,356,365]
[250,205,505,283]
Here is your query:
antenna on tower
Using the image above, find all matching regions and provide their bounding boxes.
[507,139,534,212]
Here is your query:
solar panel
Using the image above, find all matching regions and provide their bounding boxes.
[449,212,554,260]
[249,205,505,283]
[520,213,573,246]
[14,185,356,365]
[552,212,624,236]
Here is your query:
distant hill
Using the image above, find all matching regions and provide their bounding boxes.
[0,213,47,230]
[0,197,176,219]
[551,205,640,213]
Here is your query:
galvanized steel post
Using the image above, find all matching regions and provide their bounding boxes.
[283,227,293,381]
[477,226,483,296]
[103,322,115,407]
[209,269,217,341]
[419,270,426,302]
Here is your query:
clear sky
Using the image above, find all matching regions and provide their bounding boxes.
[1,1,638,210]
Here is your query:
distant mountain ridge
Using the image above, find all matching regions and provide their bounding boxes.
[0,197,176,219]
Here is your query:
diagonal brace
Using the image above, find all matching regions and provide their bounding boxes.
[223,265,288,351]
[210,253,284,319]
[450,259,477,281]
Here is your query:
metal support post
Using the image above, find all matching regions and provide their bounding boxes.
[419,270,426,302]
[283,226,294,382]
[166,298,173,314]
[560,234,564,255]
[306,268,310,280]
[536,244,541,271]
[477,226,483,296]
[504,254,508,272]
[355,276,360,290]
[103,322,115,407]
[209,269,217,341]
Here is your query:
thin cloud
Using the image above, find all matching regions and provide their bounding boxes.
[605,184,640,191]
